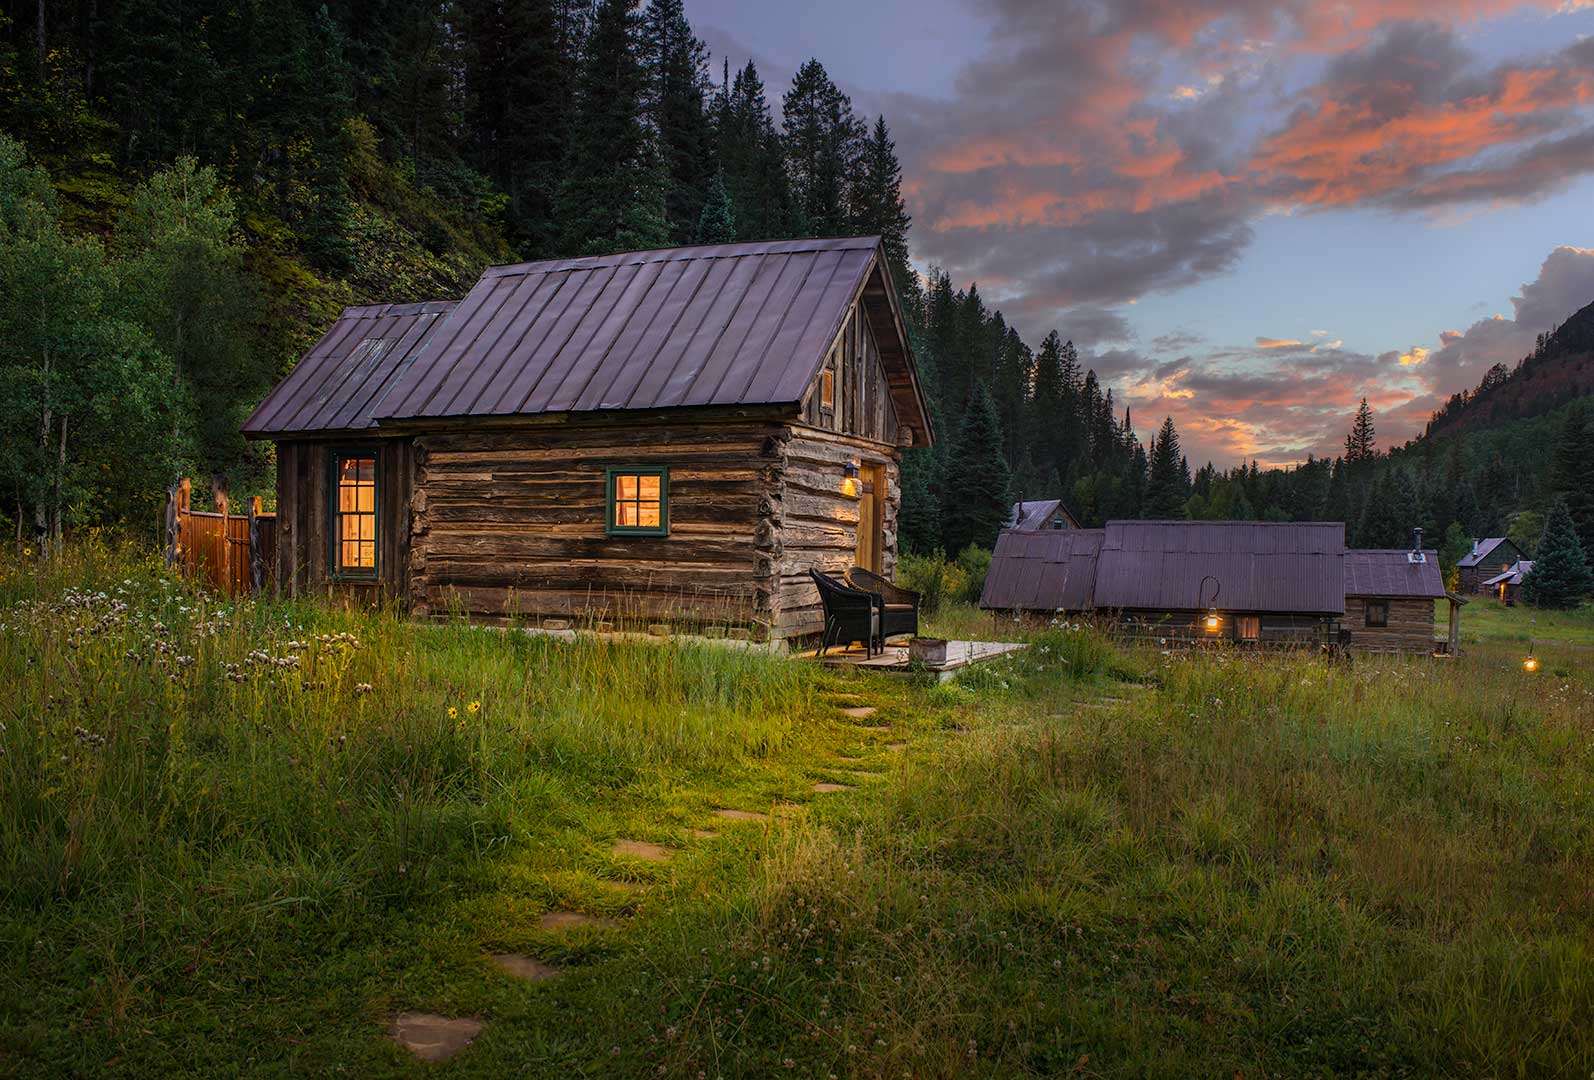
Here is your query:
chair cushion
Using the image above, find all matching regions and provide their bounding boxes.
[884,603,913,613]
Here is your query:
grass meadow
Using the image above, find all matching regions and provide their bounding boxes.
[2,545,1592,1077]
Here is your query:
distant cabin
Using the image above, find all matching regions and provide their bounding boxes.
[980,519,1464,655]
[1457,537,1527,593]
[1007,498,1080,531]
[1481,560,1533,605]
[241,237,934,644]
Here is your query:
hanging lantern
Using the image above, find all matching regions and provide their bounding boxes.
[1523,654,1539,673]
[1204,607,1221,632]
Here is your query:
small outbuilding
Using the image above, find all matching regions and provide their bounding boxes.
[1345,546,1464,655]
[1007,498,1081,531]
[1481,560,1533,605]
[1457,536,1528,593]
[243,237,934,644]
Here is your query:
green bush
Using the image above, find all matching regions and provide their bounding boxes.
[898,546,992,614]
[955,544,991,605]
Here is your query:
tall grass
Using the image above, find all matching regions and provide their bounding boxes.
[0,544,811,910]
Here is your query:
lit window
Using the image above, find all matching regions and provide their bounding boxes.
[1365,600,1388,628]
[333,453,377,575]
[820,365,835,410]
[607,467,668,536]
[1238,616,1260,641]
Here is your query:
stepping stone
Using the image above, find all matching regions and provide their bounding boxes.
[886,743,907,751]
[612,839,673,862]
[812,782,853,793]
[390,1012,483,1062]
[489,953,561,983]
[606,879,648,894]
[712,808,769,822]
[690,828,719,839]
[538,911,619,931]
[840,706,877,719]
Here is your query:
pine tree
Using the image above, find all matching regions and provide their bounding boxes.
[1345,398,1376,464]
[940,382,1012,553]
[555,0,670,256]
[714,60,795,240]
[1548,401,1594,555]
[641,0,713,243]
[781,59,862,236]
[897,448,941,555]
[850,115,914,307]
[1521,497,1592,608]
[1143,416,1190,518]
[694,171,736,243]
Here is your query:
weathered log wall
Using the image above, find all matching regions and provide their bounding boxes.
[769,427,900,641]
[409,421,787,633]
[1344,596,1437,654]
[274,439,413,603]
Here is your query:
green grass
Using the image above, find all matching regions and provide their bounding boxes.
[1453,594,1594,648]
[3,546,1593,1077]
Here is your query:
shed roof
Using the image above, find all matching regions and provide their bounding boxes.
[979,529,1103,611]
[1345,549,1445,597]
[366,236,931,436]
[1482,560,1533,586]
[241,301,456,437]
[1008,498,1081,531]
[1092,521,1346,615]
[1458,537,1517,568]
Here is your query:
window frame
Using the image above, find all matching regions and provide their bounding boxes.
[328,448,380,579]
[1364,600,1389,628]
[605,465,670,537]
[820,364,836,412]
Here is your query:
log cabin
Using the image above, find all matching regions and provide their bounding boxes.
[241,237,934,644]
[1457,536,1528,593]
[980,520,1466,655]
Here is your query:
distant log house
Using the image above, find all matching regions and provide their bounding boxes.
[1457,536,1528,593]
[242,237,934,644]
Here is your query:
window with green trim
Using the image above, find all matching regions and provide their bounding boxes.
[606,467,668,536]
[332,452,378,576]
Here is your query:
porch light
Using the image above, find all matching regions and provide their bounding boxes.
[1198,574,1221,632]
[842,460,860,498]
[1204,608,1221,632]
[1523,654,1538,673]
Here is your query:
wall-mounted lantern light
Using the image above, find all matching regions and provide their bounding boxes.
[842,460,860,498]
[1198,574,1222,633]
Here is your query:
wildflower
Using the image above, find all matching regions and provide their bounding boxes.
[354,683,373,695]
[448,706,458,719]
[468,699,481,714]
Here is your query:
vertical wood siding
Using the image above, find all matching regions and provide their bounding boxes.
[273,439,413,603]
[800,298,900,444]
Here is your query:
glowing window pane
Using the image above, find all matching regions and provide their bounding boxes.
[640,475,659,500]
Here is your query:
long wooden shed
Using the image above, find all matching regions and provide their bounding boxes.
[242,237,934,643]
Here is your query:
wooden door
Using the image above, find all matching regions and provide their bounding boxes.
[854,464,885,573]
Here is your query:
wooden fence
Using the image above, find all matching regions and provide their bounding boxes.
[163,478,277,597]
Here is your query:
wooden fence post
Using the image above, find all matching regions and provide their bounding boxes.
[248,496,265,596]
[163,481,179,566]
[215,487,230,594]
[176,478,191,567]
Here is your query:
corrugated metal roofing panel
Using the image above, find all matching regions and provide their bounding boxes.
[363,237,931,432]
[979,529,1104,611]
[1481,560,1532,587]
[241,301,456,437]
[1345,549,1445,597]
[1093,521,1345,614]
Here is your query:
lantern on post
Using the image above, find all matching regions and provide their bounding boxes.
[1198,575,1222,632]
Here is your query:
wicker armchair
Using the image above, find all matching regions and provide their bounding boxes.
[810,569,879,656]
[847,567,920,643]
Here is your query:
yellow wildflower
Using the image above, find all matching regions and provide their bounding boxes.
[468,700,481,714]
[448,706,458,719]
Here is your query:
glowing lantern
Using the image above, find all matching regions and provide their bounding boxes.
[1204,608,1221,632]
[842,460,860,498]
[1523,654,1539,673]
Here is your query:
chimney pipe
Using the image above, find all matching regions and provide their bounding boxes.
[1413,526,1423,553]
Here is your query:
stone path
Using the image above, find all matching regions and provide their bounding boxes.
[612,839,673,862]
[538,911,619,931]
[840,705,878,720]
[712,808,769,822]
[812,782,853,793]
[390,1012,483,1062]
[488,953,561,982]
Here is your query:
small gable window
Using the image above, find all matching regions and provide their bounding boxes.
[1365,600,1389,628]
[332,452,378,576]
[607,467,668,536]
[820,365,835,410]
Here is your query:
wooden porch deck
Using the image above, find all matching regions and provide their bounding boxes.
[797,639,1028,679]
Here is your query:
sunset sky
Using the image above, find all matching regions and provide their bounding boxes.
[690,0,1594,467]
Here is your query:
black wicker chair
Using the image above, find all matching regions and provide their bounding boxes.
[847,566,920,643]
[810,569,879,656]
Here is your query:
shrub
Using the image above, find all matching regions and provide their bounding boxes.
[897,551,966,615]
[954,544,992,605]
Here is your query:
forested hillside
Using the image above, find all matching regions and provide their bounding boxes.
[4,0,1592,579]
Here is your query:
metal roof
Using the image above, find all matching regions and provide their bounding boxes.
[241,301,456,437]
[366,236,931,434]
[1458,537,1518,568]
[1008,499,1082,531]
[979,529,1104,611]
[1481,560,1533,587]
[1345,549,1446,597]
[1092,521,1346,615]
